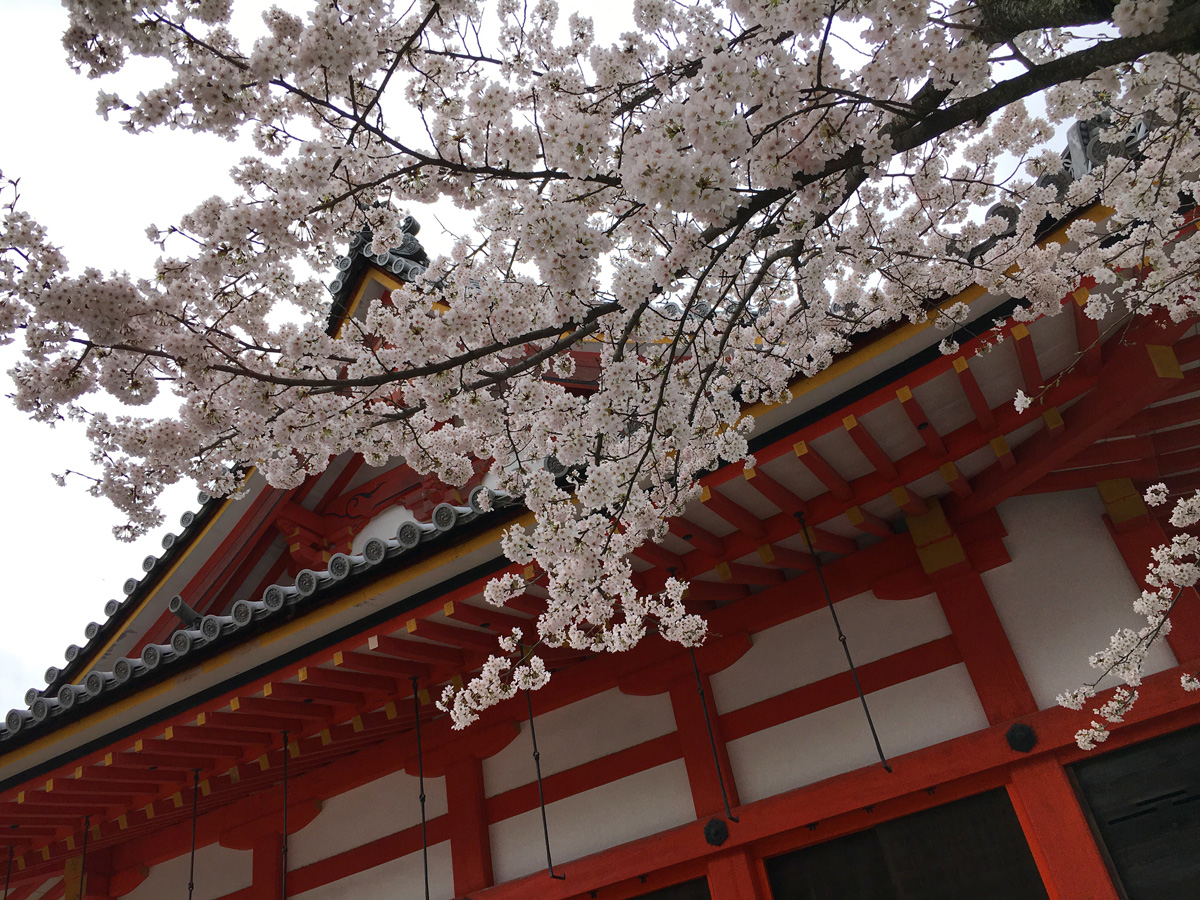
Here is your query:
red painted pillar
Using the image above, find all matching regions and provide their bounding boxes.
[706,848,767,900]
[668,673,740,819]
[1007,758,1119,900]
[445,755,494,895]
[1104,513,1200,664]
[251,832,284,900]
[934,570,1038,724]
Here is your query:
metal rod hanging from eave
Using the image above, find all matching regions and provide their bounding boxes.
[411,677,430,900]
[798,512,893,773]
[77,815,90,900]
[282,730,290,900]
[525,689,566,880]
[4,844,12,900]
[689,648,739,822]
[188,769,200,900]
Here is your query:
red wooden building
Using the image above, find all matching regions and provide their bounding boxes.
[2,194,1199,900]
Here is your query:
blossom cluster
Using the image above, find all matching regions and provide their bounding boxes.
[5,1,1200,723]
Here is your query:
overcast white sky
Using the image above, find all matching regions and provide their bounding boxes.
[0,1,266,714]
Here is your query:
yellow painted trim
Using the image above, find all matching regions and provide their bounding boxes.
[952,357,969,374]
[1147,344,1184,380]
[1043,407,1064,431]
[1012,323,1030,340]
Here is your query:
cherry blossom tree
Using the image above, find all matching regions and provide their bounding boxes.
[3,0,1200,725]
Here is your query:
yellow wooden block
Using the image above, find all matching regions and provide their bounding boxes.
[1043,407,1064,430]
[990,436,1011,458]
[794,440,810,456]
[756,545,775,564]
[1012,323,1030,340]
[842,414,858,430]
[896,386,913,402]
[952,357,969,373]
[1073,286,1090,305]
[715,562,732,582]
[1147,344,1183,380]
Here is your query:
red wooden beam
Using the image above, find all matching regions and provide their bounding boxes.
[846,505,892,538]
[1011,323,1044,393]
[1071,286,1102,376]
[842,414,900,481]
[700,485,766,540]
[756,544,812,570]
[1118,394,1200,435]
[262,681,367,707]
[404,617,498,652]
[794,440,854,502]
[940,461,972,498]
[952,324,1193,521]
[297,664,399,697]
[890,486,928,516]
[333,650,429,681]
[713,561,785,586]
[743,466,809,516]
[951,358,997,432]
[228,697,338,722]
[444,601,532,636]
[667,517,725,557]
[896,387,948,457]
[368,633,465,668]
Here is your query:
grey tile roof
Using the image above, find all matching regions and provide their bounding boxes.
[2,485,514,743]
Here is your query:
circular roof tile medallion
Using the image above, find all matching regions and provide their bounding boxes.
[141,644,166,670]
[231,600,259,627]
[544,456,568,477]
[57,684,82,710]
[262,584,289,611]
[432,503,459,532]
[162,532,178,550]
[328,553,352,581]
[468,485,493,515]
[363,537,388,565]
[295,569,320,598]
[23,688,41,706]
[112,658,136,684]
[123,577,140,596]
[142,555,157,573]
[197,491,211,505]
[64,644,81,662]
[104,599,122,617]
[5,708,30,734]
[397,520,423,549]
[30,697,54,722]
[171,630,195,657]
[44,666,60,686]
[85,621,102,640]
[84,671,109,697]
[180,510,196,528]
[201,615,227,642]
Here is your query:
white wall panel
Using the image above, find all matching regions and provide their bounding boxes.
[291,841,453,900]
[483,688,676,797]
[489,760,694,884]
[728,664,987,803]
[980,491,1177,709]
[289,770,447,868]
[122,844,252,900]
[710,591,951,714]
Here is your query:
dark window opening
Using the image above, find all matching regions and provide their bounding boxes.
[1072,723,1200,900]
[765,789,1049,900]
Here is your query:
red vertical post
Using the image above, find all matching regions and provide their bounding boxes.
[706,848,768,900]
[1007,758,1119,900]
[1103,510,1200,664]
[251,833,284,900]
[445,755,494,895]
[668,673,740,819]
[934,570,1038,724]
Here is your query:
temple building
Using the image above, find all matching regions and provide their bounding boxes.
[1,149,1199,900]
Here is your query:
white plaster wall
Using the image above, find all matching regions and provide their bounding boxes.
[709,591,951,714]
[980,491,1178,709]
[728,664,988,803]
[121,843,252,900]
[489,760,695,884]
[28,879,59,900]
[291,841,454,900]
[483,688,676,797]
[289,770,447,869]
